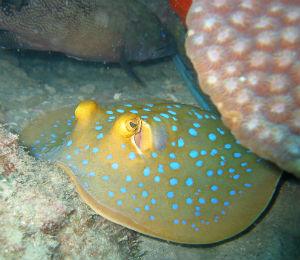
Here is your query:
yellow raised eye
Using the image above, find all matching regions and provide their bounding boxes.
[113,114,141,138]
[126,118,141,132]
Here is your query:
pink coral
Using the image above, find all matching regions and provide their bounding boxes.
[185,0,300,176]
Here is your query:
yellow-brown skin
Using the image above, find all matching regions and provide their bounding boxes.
[20,100,282,244]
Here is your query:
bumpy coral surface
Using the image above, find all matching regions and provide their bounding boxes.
[185,0,300,176]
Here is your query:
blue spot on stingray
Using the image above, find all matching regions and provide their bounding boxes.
[170,162,180,170]
[126,175,132,182]
[89,172,96,177]
[244,183,252,187]
[160,113,170,118]
[189,128,198,136]
[234,152,242,158]
[154,176,160,182]
[218,169,224,176]
[194,111,203,119]
[210,149,218,156]
[167,191,174,198]
[153,116,161,122]
[83,182,88,187]
[111,163,119,170]
[198,198,206,204]
[121,144,126,148]
[50,134,57,138]
[106,110,113,115]
[116,109,124,113]
[152,152,157,158]
[206,170,213,176]
[66,140,72,146]
[217,127,225,134]
[195,160,203,167]
[208,133,217,141]
[185,177,194,187]
[144,205,150,211]
[241,162,248,167]
[92,147,99,153]
[225,144,232,149]
[186,198,193,205]
[233,174,240,180]
[168,110,177,115]
[143,167,150,176]
[224,201,230,206]
[150,216,155,220]
[85,145,90,150]
[94,126,103,131]
[138,182,144,188]
[130,110,139,114]
[143,107,151,111]
[229,190,236,196]
[82,160,88,165]
[102,175,109,181]
[229,168,235,173]
[128,152,136,160]
[120,187,127,193]
[97,133,104,139]
[65,155,72,159]
[171,125,178,132]
[158,164,164,173]
[178,138,184,147]
[117,200,122,206]
[200,150,207,155]
[74,149,80,155]
[174,219,179,224]
[135,208,140,212]
[169,178,178,186]
[169,153,176,159]
[211,198,218,204]
[151,198,156,204]
[172,204,178,210]
[108,191,114,197]
[124,104,132,107]
[189,150,198,158]
[106,154,113,159]
[193,122,200,128]
[142,191,148,198]
[211,185,218,191]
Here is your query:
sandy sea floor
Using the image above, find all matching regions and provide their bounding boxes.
[0,48,299,260]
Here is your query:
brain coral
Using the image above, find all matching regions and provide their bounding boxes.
[185,0,300,177]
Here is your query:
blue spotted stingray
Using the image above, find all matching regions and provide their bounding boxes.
[20,100,281,244]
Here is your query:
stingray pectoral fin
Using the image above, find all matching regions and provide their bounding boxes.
[56,162,161,238]
[20,106,75,158]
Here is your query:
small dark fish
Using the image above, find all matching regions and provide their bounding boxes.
[0,0,176,83]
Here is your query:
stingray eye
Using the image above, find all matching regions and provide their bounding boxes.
[114,114,142,138]
[126,118,140,132]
